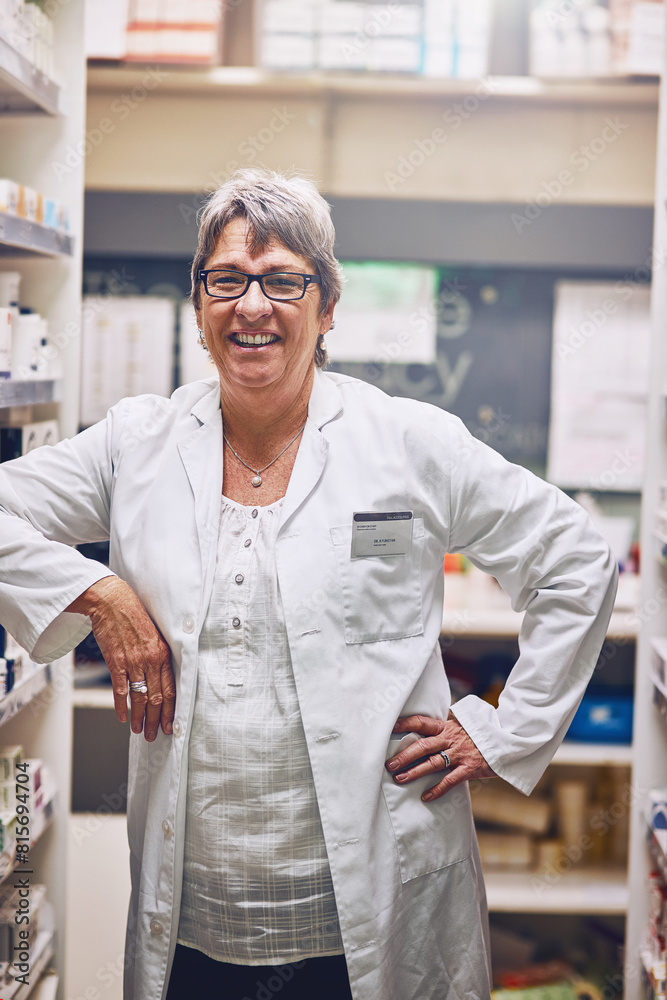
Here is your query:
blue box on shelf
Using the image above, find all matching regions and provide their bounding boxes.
[567,692,634,744]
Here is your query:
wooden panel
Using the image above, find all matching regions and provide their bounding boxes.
[84,72,658,205]
[85,89,326,191]
[329,96,656,204]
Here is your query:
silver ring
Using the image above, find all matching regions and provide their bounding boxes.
[129,681,148,695]
[439,750,451,768]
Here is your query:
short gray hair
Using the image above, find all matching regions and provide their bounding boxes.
[191,168,344,368]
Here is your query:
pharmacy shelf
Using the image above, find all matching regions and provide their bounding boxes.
[640,953,665,1000]
[29,973,58,1000]
[0,212,73,257]
[87,65,660,106]
[650,667,667,702]
[441,608,637,640]
[3,929,55,999]
[0,380,60,408]
[0,664,56,728]
[648,825,667,883]
[484,866,628,914]
[71,683,114,709]
[31,787,56,846]
[651,637,667,673]
[0,788,56,891]
[0,34,60,115]
[441,573,639,640]
[552,742,633,766]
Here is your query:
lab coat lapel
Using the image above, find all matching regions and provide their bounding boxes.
[280,368,343,528]
[176,381,223,611]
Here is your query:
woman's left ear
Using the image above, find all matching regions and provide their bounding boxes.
[320,303,335,336]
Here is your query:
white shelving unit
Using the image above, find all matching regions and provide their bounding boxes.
[625,6,667,996]
[0,211,74,257]
[485,867,628,916]
[84,66,659,205]
[86,65,661,105]
[442,569,640,641]
[0,33,60,115]
[441,571,636,920]
[0,1,85,438]
[0,4,86,999]
[0,380,60,407]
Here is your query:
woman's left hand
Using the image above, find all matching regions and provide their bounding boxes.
[385,712,495,802]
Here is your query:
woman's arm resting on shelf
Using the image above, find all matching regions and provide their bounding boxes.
[66,576,176,742]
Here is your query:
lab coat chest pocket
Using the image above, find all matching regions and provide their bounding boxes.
[382,769,474,882]
[330,518,425,643]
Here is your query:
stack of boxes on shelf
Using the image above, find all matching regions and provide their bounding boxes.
[0,741,54,997]
[651,637,667,718]
[85,0,665,77]
[0,0,56,79]
[473,768,630,874]
[0,884,47,995]
[0,743,52,868]
[529,0,664,78]
[80,295,175,427]
[259,0,494,77]
[645,789,667,994]
[0,746,20,876]
[609,0,665,74]
[656,479,667,564]
[0,181,68,235]
[111,0,224,63]
[0,271,64,385]
[0,629,39,697]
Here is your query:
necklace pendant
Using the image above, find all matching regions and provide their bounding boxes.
[251,475,262,487]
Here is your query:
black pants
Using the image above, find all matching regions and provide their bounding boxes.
[166,944,354,1000]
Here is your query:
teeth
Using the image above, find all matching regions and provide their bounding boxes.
[236,333,277,345]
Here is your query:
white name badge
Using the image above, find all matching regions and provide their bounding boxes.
[351,511,414,558]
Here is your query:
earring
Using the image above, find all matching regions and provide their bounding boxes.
[329,320,336,331]
[197,327,206,347]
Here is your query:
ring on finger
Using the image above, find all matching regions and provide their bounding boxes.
[129,680,148,695]
[438,750,451,768]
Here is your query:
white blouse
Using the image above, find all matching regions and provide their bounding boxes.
[177,496,344,965]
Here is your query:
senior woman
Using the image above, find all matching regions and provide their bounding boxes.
[0,168,615,1000]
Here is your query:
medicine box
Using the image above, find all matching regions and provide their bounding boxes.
[22,759,43,816]
[0,310,10,380]
[0,812,16,856]
[0,420,59,463]
[261,0,319,34]
[0,747,22,784]
[319,1,366,35]
[0,181,19,217]
[0,785,13,813]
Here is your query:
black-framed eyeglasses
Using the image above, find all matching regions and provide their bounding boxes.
[199,269,321,301]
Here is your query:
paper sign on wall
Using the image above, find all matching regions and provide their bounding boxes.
[547,280,651,492]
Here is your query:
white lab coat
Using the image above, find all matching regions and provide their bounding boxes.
[0,369,617,1000]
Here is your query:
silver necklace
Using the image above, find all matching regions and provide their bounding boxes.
[223,423,306,487]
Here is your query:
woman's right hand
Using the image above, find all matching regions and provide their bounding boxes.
[66,576,176,741]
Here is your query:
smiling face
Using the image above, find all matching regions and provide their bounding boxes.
[196,217,334,397]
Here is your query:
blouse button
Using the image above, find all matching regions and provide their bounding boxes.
[251,508,258,518]
[162,820,172,838]
[182,615,195,634]
[235,574,244,585]
[232,617,241,628]
[244,538,252,548]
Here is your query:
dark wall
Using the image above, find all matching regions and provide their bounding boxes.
[83,192,654,475]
